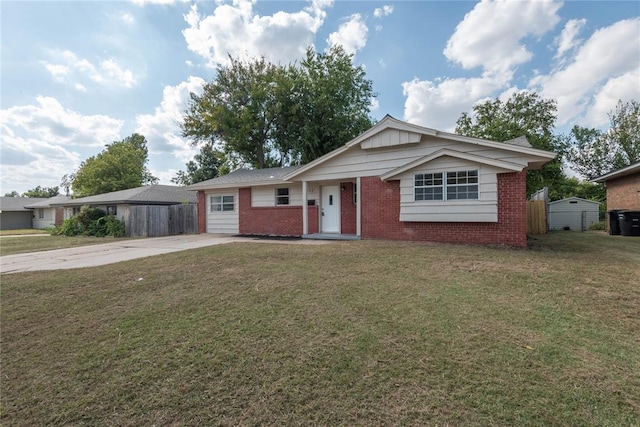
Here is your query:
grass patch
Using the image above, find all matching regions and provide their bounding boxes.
[0,229,49,236]
[2,231,639,425]
[0,235,129,256]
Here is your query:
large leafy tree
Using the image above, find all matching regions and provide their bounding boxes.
[22,186,59,198]
[171,143,223,186]
[67,133,158,197]
[566,99,640,180]
[181,46,375,169]
[455,92,566,197]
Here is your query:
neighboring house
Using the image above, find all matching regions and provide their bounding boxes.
[593,161,640,211]
[188,115,556,247]
[548,197,600,231]
[0,197,47,230]
[24,195,70,229]
[52,185,197,221]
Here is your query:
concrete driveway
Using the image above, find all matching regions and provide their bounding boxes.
[0,234,330,274]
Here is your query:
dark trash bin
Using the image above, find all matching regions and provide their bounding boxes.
[608,210,623,235]
[618,211,640,236]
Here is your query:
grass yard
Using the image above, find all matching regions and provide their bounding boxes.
[0,235,128,256]
[1,232,639,425]
[0,229,49,236]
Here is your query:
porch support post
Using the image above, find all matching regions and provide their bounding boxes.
[302,180,308,235]
[356,176,361,237]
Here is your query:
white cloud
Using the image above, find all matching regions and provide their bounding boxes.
[444,0,562,73]
[402,71,512,131]
[582,69,640,128]
[370,97,380,112]
[182,1,333,68]
[42,50,137,89]
[0,97,124,194]
[529,18,640,126]
[121,12,135,24]
[74,83,87,92]
[554,18,586,59]
[373,5,393,19]
[327,13,368,55]
[132,0,180,5]
[135,76,205,162]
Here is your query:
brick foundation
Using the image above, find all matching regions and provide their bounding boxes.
[360,172,528,247]
[606,174,640,210]
[238,187,318,236]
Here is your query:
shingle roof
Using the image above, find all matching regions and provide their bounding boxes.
[0,197,47,212]
[52,185,197,207]
[593,161,640,183]
[187,165,303,190]
[24,195,71,208]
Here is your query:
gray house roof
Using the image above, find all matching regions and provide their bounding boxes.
[593,161,640,183]
[0,197,47,212]
[187,165,303,190]
[24,195,71,208]
[52,185,197,207]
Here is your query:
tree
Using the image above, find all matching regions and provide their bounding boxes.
[566,99,640,180]
[181,46,375,169]
[22,186,59,198]
[455,92,566,196]
[4,191,19,197]
[172,143,223,186]
[68,133,158,197]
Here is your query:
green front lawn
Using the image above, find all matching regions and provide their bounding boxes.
[0,235,128,256]
[2,232,639,425]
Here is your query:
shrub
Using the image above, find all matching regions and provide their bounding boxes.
[76,206,106,234]
[589,221,606,231]
[51,209,125,237]
[51,217,81,236]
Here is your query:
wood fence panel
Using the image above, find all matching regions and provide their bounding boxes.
[527,200,547,235]
[127,204,197,237]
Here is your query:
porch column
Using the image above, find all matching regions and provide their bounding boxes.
[356,176,361,237]
[302,180,308,235]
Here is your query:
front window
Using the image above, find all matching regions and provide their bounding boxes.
[276,188,289,205]
[415,170,478,201]
[38,209,45,219]
[106,205,117,215]
[211,195,234,212]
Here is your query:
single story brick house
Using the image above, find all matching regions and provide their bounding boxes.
[24,195,70,229]
[188,115,556,247]
[593,161,640,210]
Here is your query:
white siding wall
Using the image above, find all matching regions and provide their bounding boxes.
[251,183,321,207]
[206,190,239,234]
[295,136,529,182]
[548,199,600,231]
[397,157,500,222]
[32,207,55,229]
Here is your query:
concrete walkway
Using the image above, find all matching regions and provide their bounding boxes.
[0,234,331,274]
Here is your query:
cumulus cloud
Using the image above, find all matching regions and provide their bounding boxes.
[554,18,586,59]
[327,13,368,55]
[42,50,137,89]
[373,5,393,19]
[121,12,135,25]
[529,18,640,126]
[135,76,205,162]
[444,0,562,73]
[182,0,333,68]
[0,97,123,194]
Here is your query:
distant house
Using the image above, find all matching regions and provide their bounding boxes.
[0,197,47,230]
[24,195,70,229]
[188,115,556,247]
[51,185,197,220]
[548,197,600,231]
[593,161,640,211]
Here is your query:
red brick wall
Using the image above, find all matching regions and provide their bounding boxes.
[238,187,318,236]
[340,182,357,235]
[606,173,640,210]
[54,207,65,226]
[197,191,206,233]
[360,172,528,247]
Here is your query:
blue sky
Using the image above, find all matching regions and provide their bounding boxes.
[1,0,638,195]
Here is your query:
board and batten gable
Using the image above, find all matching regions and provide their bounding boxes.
[205,189,239,234]
[395,156,504,222]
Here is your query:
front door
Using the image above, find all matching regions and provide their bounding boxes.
[321,185,340,233]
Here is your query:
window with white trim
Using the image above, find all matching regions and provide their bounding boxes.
[38,209,45,219]
[415,170,478,201]
[275,188,289,205]
[210,195,235,212]
[106,205,117,215]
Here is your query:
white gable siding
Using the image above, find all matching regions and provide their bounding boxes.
[548,198,600,231]
[397,158,502,222]
[206,190,239,234]
[295,136,530,182]
[360,129,421,149]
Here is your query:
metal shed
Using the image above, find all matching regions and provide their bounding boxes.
[548,197,600,231]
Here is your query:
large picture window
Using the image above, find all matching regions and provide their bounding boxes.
[210,195,235,212]
[415,170,478,201]
[276,188,289,205]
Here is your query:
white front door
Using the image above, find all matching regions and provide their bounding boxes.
[321,185,340,233]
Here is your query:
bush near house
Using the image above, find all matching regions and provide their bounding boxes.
[51,206,124,237]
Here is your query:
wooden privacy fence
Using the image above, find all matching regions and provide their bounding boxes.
[125,204,198,238]
[527,200,547,235]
